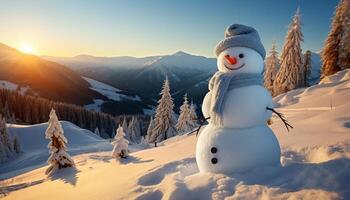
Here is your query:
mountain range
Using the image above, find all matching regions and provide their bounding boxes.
[43,51,218,115]
[0,42,322,116]
[0,43,104,105]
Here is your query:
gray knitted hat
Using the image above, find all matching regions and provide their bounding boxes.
[215,24,266,58]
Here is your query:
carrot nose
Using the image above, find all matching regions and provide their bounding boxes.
[225,55,237,65]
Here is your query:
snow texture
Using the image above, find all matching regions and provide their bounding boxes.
[1,70,350,199]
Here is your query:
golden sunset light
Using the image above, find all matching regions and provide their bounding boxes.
[0,1,350,200]
[19,43,35,55]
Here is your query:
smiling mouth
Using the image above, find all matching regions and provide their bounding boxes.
[224,63,245,70]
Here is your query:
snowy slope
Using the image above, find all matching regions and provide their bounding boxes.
[83,77,141,102]
[1,70,350,199]
[0,80,33,95]
[0,121,112,180]
[83,77,142,112]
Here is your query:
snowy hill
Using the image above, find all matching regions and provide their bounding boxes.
[1,70,349,199]
[0,121,112,180]
[83,77,153,114]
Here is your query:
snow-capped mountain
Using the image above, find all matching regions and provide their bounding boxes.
[43,51,217,113]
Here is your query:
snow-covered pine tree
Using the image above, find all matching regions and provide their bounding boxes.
[176,94,195,134]
[189,101,199,128]
[94,127,100,136]
[302,50,312,86]
[121,117,130,141]
[45,109,74,175]
[111,126,129,159]
[263,43,280,95]
[322,0,350,78]
[149,78,176,146]
[273,8,304,95]
[339,0,350,70]
[128,116,142,143]
[146,116,154,142]
[0,115,13,161]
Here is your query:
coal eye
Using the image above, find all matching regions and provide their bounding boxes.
[238,53,244,58]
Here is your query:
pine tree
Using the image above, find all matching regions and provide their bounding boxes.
[339,0,350,70]
[263,43,280,95]
[273,8,304,95]
[321,0,350,78]
[146,116,154,142]
[149,78,176,146]
[0,115,13,160]
[45,109,75,175]
[111,126,129,159]
[121,117,130,141]
[128,116,142,143]
[302,50,312,86]
[189,101,199,127]
[176,94,195,134]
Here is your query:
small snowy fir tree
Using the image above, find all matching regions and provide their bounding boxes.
[149,78,176,146]
[121,117,130,141]
[94,127,100,136]
[322,0,350,78]
[45,109,74,175]
[146,116,155,142]
[128,116,142,143]
[189,101,199,127]
[302,50,312,86]
[111,126,129,159]
[0,115,13,162]
[263,43,280,95]
[273,8,304,95]
[176,94,195,134]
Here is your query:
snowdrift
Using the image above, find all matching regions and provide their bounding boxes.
[1,70,350,199]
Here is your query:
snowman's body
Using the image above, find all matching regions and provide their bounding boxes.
[196,46,281,174]
[196,124,280,174]
[202,85,273,129]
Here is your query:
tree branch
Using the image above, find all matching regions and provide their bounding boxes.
[188,116,211,136]
[266,107,293,132]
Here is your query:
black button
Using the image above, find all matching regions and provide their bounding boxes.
[211,147,217,153]
[211,158,218,164]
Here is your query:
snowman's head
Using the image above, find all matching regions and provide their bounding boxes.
[215,24,266,74]
[217,47,264,74]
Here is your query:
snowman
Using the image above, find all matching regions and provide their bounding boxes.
[196,24,282,174]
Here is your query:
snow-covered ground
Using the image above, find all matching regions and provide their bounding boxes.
[1,70,350,199]
[83,77,141,111]
[0,80,32,95]
[0,122,113,180]
[83,77,141,102]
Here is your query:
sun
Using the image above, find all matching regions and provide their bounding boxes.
[19,43,35,54]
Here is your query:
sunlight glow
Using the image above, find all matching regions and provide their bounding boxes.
[20,43,35,54]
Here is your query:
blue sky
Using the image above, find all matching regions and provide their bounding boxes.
[0,0,338,57]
